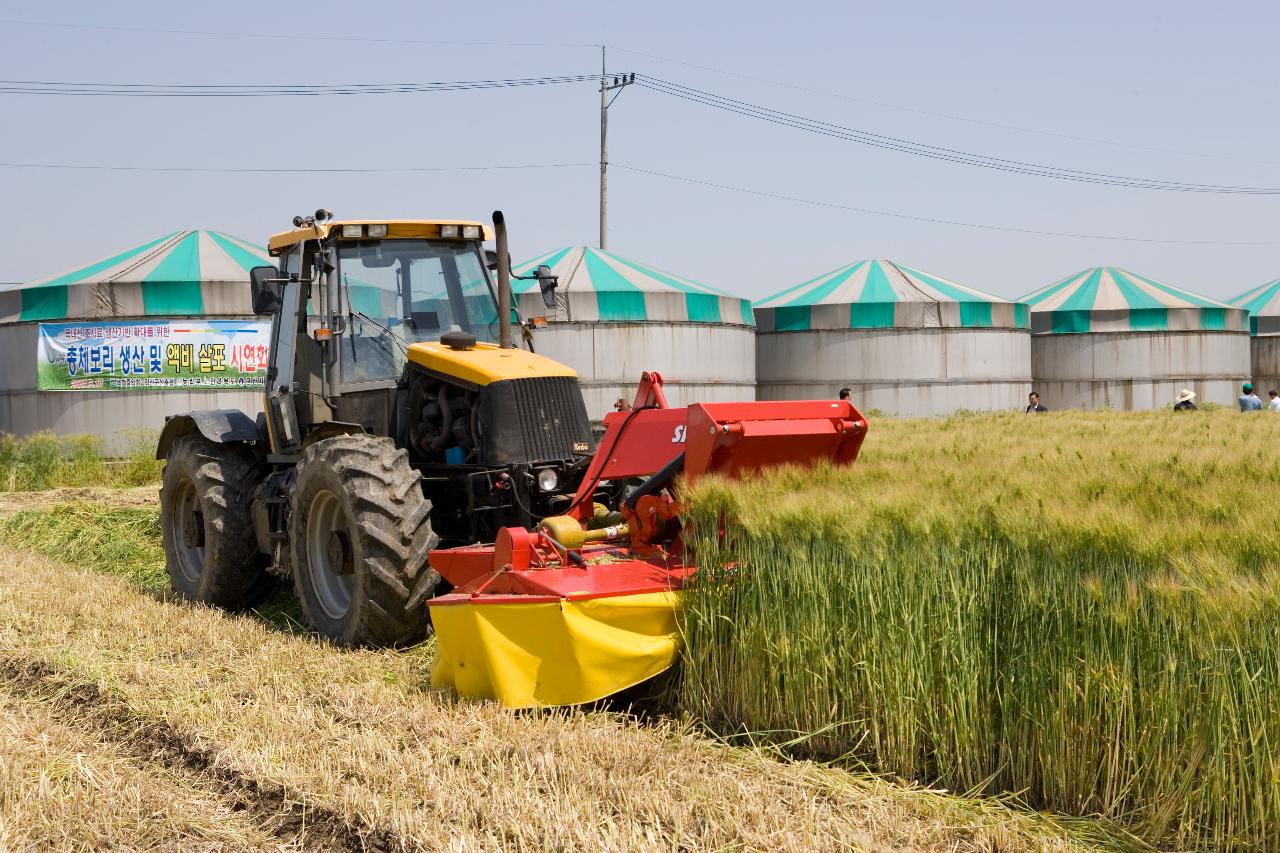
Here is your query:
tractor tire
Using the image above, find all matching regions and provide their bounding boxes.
[160,434,272,609]
[289,434,440,647]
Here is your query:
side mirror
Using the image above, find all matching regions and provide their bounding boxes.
[535,264,558,310]
[249,266,283,315]
[485,249,499,271]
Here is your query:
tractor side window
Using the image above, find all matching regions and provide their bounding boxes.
[339,262,402,384]
[279,248,314,332]
[297,244,320,325]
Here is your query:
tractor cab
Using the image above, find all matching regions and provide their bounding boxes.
[251,213,562,455]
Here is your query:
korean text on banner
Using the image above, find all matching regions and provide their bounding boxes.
[37,320,271,391]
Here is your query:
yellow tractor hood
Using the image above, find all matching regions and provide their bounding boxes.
[407,342,576,387]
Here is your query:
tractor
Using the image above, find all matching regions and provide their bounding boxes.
[155,210,595,646]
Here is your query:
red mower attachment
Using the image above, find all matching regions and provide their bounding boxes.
[428,373,866,708]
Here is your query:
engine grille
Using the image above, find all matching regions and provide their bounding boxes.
[481,376,594,463]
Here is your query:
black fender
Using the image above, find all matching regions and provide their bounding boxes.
[155,409,264,460]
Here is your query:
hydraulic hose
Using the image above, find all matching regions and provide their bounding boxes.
[625,451,685,510]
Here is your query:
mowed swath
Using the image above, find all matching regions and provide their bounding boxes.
[680,410,1280,851]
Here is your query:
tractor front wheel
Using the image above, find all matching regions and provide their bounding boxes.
[290,435,440,647]
[159,434,272,609]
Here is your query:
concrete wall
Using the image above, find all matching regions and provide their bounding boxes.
[0,322,261,450]
[1251,336,1280,396]
[528,322,757,420]
[755,327,1031,416]
[1031,331,1251,410]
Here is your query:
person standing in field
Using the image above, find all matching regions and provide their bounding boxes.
[1239,383,1263,412]
[1173,389,1197,411]
[1025,391,1047,413]
[1270,390,1280,412]
[838,387,851,401]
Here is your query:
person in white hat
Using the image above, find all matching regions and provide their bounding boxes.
[1173,389,1197,411]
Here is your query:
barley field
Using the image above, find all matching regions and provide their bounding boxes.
[681,410,1280,851]
[1,411,1269,849]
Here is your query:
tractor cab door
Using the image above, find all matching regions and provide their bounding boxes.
[265,268,304,453]
[264,245,328,454]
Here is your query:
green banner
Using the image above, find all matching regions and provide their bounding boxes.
[37,320,271,391]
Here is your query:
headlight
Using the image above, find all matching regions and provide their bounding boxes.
[340,224,364,238]
[366,223,388,237]
[536,468,559,492]
[440,225,460,239]
[461,225,481,239]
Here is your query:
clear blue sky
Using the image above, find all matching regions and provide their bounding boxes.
[1,0,1277,301]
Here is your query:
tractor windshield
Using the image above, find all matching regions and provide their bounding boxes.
[336,240,499,384]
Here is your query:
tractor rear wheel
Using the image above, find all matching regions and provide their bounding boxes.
[290,434,440,647]
[160,434,272,609]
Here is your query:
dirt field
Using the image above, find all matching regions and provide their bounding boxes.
[0,532,1141,852]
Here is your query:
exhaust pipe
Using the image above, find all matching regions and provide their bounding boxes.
[492,210,513,349]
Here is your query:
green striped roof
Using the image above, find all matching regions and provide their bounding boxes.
[754,259,1027,332]
[5,230,270,321]
[511,246,753,326]
[1228,277,1280,336]
[1022,267,1247,335]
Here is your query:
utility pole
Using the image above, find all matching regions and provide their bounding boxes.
[598,46,634,250]
[599,46,608,250]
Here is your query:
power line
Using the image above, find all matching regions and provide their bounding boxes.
[612,163,1280,246]
[610,45,1278,168]
[634,76,1280,195]
[0,75,600,97]
[0,18,598,49]
[3,21,1275,200]
[3,17,1264,167]
[13,67,1274,195]
[0,161,593,173]
[0,155,1273,245]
